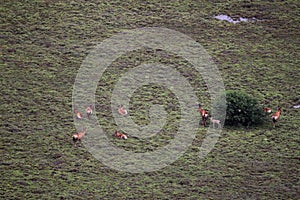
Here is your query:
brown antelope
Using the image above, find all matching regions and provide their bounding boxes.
[74,109,83,120]
[210,117,221,129]
[198,104,209,126]
[271,107,281,128]
[118,105,128,116]
[264,107,272,113]
[86,105,93,119]
[114,131,128,140]
[72,128,86,146]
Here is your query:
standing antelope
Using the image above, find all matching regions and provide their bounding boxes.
[114,131,128,140]
[272,107,281,128]
[118,105,128,116]
[74,109,83,120]
[198,104,209,126]
[72,128,86,146]
[210,117,221,129]
[86,105,93,119]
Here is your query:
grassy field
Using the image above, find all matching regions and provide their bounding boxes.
[1,0,299,199]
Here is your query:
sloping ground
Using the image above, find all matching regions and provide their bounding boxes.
[1,0,299,199]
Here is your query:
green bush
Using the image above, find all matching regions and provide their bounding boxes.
[221,90,267,127]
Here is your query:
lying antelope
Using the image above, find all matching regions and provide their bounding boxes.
[118,105,128,116]
[264,107,272,113]
[72,129,86,146]
[114,131,128,140]
[210,117,221,129]
[272,107,281,128]
[74,109,83,120]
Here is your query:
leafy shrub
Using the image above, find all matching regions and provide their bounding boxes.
[221,90,267,127]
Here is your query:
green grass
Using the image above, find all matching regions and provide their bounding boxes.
[1,0,299,199]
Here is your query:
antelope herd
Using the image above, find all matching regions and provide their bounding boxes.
[198,105,283,129]
[72,105,128,145]
[72,103,283,145]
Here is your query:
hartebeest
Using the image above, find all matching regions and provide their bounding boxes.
[210,117,221,129]
[114,130,128,140]
[86,105,93,119]
[72,128,86,146]
[272,107,282,128]
[198,104,209,126]
[118,105,128,116]
[74,109,83,120]
[264,107,272,113]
